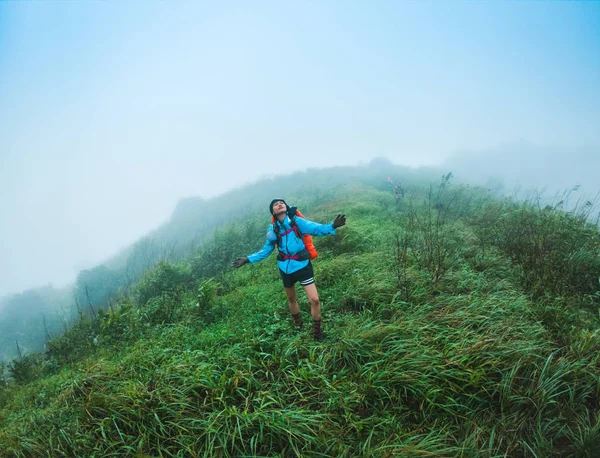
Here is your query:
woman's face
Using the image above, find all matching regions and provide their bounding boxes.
[272,200,287,216]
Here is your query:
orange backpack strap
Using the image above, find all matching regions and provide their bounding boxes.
[292,210,318,260]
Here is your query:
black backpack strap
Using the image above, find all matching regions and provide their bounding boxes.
[272,221,282,248]
[287,207,302,238]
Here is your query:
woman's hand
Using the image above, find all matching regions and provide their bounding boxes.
[332,214,347,229]
[232,257,249,268]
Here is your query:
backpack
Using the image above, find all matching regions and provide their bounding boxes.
[271,208,318,260]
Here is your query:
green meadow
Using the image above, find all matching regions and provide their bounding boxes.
[1,172,599,457]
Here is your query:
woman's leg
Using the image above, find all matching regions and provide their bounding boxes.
[302,283,320,320]
[302,283,325,339]
[285,286,299,314]
[285,286,302,327]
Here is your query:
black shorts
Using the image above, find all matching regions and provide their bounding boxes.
[279,261,315,289]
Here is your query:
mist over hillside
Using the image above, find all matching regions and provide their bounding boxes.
[445,143,600,204]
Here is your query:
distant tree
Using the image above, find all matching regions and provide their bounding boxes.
[74,265,119,314]
[0,289,63,360]
[368,156,394,170]
[123,237,167,290]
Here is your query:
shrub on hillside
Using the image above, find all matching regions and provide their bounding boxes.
[401,174,464,285]
[7,355,43,385]
[98,301,142,345]
[136,261,191,307]
[137,279,219,327]
[492,203,600,300]
[196,279,217,314]
[191,219,265,280]
[314,224,376,257]
[46,318,99,365]
[140,290,183,325]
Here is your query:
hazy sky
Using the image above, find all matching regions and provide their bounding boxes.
[1,1,599,297]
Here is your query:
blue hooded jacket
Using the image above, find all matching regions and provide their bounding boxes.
[247,216,337,274]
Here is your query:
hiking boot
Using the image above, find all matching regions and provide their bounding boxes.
[314,332,328,342]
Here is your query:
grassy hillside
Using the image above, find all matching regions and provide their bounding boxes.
[0,175,599,457]
[0,159,429,361]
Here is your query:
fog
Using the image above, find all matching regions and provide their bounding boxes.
[1,1,599,299]
[445,143,600,204]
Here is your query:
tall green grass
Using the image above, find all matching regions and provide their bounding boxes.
[0,179,598,457]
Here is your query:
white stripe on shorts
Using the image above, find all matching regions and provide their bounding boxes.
[300,277,315,285]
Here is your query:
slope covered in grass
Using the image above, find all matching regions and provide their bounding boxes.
[0,160,433,361]
[0,177,599,457]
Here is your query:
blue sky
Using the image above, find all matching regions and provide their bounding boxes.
[1,1,599,297]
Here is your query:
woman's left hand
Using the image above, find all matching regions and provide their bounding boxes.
[333,214,346,229]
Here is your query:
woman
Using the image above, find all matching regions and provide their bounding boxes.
[232,199,346,341]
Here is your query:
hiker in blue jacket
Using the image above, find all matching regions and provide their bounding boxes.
[232,199,346,341]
